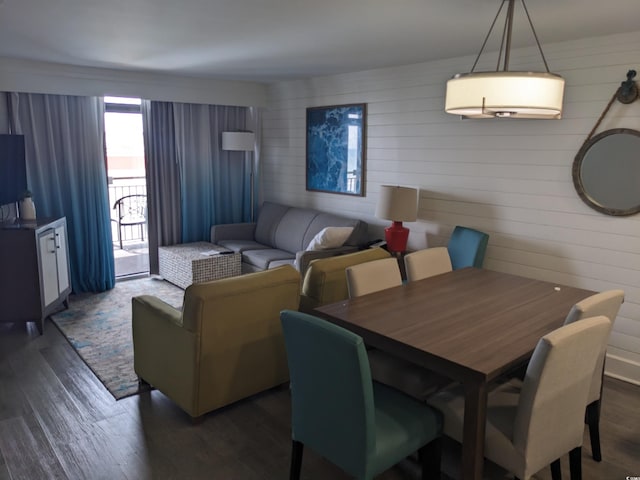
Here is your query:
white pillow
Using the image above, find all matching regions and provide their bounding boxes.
[306,227,354,251]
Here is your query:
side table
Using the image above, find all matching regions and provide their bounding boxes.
[158,242,241,289]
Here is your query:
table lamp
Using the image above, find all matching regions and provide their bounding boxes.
[375,185,418,253]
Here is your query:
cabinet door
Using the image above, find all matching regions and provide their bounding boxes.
[38,230,59,307]
[54,225,70,293]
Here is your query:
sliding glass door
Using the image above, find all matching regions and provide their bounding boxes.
[104,97,149,278]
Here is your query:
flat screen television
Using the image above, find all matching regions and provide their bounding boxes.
[0,134,27,206]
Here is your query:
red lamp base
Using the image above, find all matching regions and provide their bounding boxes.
[384,221,409,253]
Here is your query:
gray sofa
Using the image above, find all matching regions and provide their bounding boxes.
[210,202,368,275]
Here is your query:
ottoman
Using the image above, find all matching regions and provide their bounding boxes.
[158,242,241,289]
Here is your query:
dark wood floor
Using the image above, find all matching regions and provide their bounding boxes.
[1,318,638,480]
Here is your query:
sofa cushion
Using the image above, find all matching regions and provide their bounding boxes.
[303,213,365,248]
[270,208,318,253]
[254,202,289,246]
[242,248,295,270]
[306,226,354,251]
[217,239,270,253]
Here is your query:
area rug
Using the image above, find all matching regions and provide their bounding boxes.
[51,276,184,400]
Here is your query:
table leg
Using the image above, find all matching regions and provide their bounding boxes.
[462,380,488,480]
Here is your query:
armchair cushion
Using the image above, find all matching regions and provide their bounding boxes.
[300,247,391,312]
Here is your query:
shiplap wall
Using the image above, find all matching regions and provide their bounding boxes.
[261,31,640,385]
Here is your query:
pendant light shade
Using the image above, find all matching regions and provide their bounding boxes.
[446,72,565,119]
[445,0,565,119]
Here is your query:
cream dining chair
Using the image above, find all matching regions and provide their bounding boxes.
[345,257,402,297]
[506,289,624,462]
[562,289,624,462]
[403,247,452,282]
[428,316,612,480]
[345,257,451,401]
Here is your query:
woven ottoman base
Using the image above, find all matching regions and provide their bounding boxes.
[158,242,241,289]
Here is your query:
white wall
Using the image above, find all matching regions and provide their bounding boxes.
[0,57,267,107]
[262,31,640,385]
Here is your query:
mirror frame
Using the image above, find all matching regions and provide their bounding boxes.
[572,127,640,216]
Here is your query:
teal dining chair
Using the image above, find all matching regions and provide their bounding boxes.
[447,225,489,270]
[280,310,443,480]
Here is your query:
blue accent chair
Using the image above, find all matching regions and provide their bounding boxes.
[447,225,489,270]
[280,310,442,480]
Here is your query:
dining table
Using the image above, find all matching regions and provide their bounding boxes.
[313,267,596,480]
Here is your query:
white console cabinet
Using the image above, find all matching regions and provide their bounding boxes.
[0,217,71,333]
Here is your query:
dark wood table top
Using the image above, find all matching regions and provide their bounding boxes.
[314,267,596,479]
[314,267,596,384]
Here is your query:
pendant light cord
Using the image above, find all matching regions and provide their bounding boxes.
[471,1,506,72]
[521,0,550,72]
[470,0,551,73]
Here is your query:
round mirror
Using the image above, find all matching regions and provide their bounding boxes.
[572,128,640,216]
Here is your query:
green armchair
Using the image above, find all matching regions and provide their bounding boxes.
[132,265,301,419]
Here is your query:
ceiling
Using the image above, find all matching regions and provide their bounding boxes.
[0,0,639,83]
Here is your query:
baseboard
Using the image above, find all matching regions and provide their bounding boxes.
[604,353,640,386]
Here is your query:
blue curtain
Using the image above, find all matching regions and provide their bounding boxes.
[7,93,115,293]
[172,104,249,242]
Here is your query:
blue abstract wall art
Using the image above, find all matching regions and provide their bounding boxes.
[306,103,366,196]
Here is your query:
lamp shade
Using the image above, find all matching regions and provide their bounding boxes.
[221,131,255,151]
[375,185,418,222]
[445,71,565,119]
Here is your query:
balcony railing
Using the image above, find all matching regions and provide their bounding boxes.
[108,176,147,247]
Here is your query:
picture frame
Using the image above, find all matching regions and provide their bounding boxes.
[306,103,366,196]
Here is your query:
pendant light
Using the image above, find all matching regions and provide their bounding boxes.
[445,0,565,119]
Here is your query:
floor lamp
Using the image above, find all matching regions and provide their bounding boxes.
[221,131,256,222]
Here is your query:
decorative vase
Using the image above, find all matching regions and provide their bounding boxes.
[20,197,36,220]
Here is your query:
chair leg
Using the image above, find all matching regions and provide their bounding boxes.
[419,437,442,480]
[290,440,303,480]
[550,459,562,480]
[569,446,582,480]
[585,400,602,461]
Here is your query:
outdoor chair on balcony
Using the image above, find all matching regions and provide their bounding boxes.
[112,194,147,249]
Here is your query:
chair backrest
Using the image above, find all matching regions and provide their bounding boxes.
[345,257,402,298]
[280,310,375,476]
[447,225,489,270]
[404,247,452,282]
[114,194,147,220]
[513,316,612,472]
[300,247,391,311]
[563,289,624,402]
[181,265,301,411]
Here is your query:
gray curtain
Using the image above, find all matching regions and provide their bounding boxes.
[172,103,249,243]
[139,101,251,272]
[141,100,182,274]
[0,93,10,133]
[4,92,115,292]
